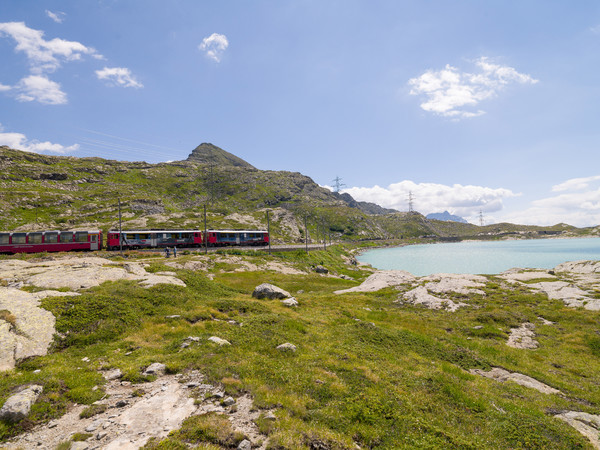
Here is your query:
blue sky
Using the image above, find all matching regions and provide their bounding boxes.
[2,1,600,227]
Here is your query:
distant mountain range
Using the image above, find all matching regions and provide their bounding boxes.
[426,211,468,223]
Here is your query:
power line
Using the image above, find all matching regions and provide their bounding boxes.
[332,176,346,193]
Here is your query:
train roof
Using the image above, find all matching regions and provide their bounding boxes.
[207,229,268,233]
[108,229,203,233]
[0,230,102,234]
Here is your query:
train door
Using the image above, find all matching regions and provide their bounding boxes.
[236,233,241,245]
[90,233,99,250]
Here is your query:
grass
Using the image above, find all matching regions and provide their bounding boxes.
[0,247,599,448]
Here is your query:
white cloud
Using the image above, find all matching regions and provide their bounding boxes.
[199,33,229,62]
[0,125,78,154]
[408,57,538,119]
[551,175,600,192]
[46,10,66,24]
[14,75,67,104]
[0,21,102,74]
[0,83,11,92]
[95,67,143,88]
[344,180,519,222]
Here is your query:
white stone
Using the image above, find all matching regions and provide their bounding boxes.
[252,283,291,299]
[208,336,231,346]
[281,297,298,307]
[0,385,43,422]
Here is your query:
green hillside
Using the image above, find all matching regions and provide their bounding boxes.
[0,145,594,243]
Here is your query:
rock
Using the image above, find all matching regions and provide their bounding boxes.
[165,315,181,319]
[402,286,468,312]
[85,420,102,432]
[314,265,328,274]
[340,274,353,280]
[97,431,108,440]
[507,323,538,349]
[281,297,298,307]
[252,283,291,300]
[0,385,43,422]
[223,396,236,406]
[208,336,231,346]
[103,368,123,381]
[555,411,600,449]
[115,400,129,408]
[0,288,56,372]
[185,336,200,342]
[143,362,166,376]
[263,411,277,421]
[276,343,297,352]
[335,270,416,294]
[471,368,561,395]
[70,443,89,450]
[238,439,252,450]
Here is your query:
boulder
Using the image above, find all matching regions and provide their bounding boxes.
[281,297,298,307]
[252,283,291,300]
[314,265,328,274]
[276,343,297,352]
[238,439,252,450]
[103,368,123,381]
[0,385,43,422]
[143,363,166,376]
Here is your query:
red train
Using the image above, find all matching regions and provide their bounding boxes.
[0,228,269,254]
[0,230,103,254]
[106,229,269,250]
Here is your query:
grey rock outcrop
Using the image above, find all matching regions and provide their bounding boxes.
[471,368,561,395]
[314,265,328,274]
[143,363,166,377]
[208,336,231,346]
[507,323,538,349]
[0,288,56,371]
[0,385,43,422]
[252,283,291,300]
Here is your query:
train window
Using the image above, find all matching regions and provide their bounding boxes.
[29,233,42,244]
[45,233,58,243]
[75,232,88,242]
[0,234,8,244]
[90,234,97,242]
[138,234,149,240]
[60,232,73,243]
[12,233,26,244]
[126,234,136,240]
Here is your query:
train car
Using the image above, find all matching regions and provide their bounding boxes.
[205,229,269,247]
[0,230,103,254]
[106,230,203,250]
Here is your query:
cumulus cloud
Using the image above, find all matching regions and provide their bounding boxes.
[0,124,78,154]
[344,180,519,222]
[199,33,229,62]
[551,175,600,192]
[95,67,143,88]
[0,21,102,74]
[0,83,11,92]
[46,10,66,24]
[408,57,538,118]
[14,75,67,105]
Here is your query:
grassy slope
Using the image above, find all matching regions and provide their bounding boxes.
[1,147,592,243]
[0,248,598,448]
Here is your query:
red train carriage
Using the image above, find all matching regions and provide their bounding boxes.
[0,230,102,254]
[106,230,203,250]
[205,230,269,247]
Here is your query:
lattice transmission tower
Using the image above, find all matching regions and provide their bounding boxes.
[332,176,346,193]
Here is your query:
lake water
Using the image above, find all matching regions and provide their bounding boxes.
[357,237,600,276]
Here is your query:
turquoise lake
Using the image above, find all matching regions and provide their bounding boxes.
[357,237,600,276]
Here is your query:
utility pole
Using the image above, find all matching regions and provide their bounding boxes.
[305,216,309,254]
[332,176,346,193]
[204,204,208,254]
[322,221,326,251]
[118,197,123,257]
[408,191,415,213]
[266,210,271,255]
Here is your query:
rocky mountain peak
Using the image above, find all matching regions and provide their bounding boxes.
[185,143,255,169]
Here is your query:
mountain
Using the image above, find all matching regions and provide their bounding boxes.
[0,145,589,241]
[185,143,255,169]
[427,211,468,223]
